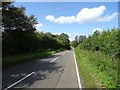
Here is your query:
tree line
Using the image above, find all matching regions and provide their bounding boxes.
[72,28,120,59]
[2,2,70,57]
[71,35,86,47]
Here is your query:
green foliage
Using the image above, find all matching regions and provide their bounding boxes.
[79,28,120,58]
[75,28,119,88]
[57,33,70,49]
[75,49,102,88]
[2,2,70,57]
[3,49,64,69]
[71,40,79,47]
[78,35,86,43]
[35,32,68,50]
[75,48,118,88]
[2,2,38,56]
[71,35,86,47]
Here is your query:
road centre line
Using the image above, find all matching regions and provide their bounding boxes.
[50,57,59,63]
[4,72,35,90]
[50,52,65,63]
[62,53,65,55]
[4,51,64,89]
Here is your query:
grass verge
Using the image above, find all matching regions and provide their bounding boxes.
[75,47,119,88]
[3,49,64,69]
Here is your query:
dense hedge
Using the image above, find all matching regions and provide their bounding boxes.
[79,28,120,58]
[76,28,120,88]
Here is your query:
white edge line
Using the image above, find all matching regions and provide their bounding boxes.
[4,72,35,90]
[73,50,82,89]
[50,57,59,63]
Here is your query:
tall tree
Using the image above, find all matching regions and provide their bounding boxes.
[58,33,70,49]
[2,2,38,56]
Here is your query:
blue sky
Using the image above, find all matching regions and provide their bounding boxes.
[14,2,118,41]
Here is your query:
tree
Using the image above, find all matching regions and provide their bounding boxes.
[71,35,86,47]
[2,2,38,56]
[75,36,78,42]
[78,35,86,43]
[2,2,71,57]
[71,40,78,47]
[57,33,70,49]
[78,28,120,58]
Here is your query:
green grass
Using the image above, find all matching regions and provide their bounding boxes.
[3,49,64,69]
[75,47,119,88]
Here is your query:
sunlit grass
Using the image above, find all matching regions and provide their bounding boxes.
[75,48,118,88]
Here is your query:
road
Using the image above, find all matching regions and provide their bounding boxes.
[2,49,82,89]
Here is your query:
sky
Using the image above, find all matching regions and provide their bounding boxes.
[13,2,118,41]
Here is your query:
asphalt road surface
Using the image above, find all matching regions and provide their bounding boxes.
[3,49,82,89]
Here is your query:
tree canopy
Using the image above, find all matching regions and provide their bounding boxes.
[78,28,120,58]
[2,2,70,56]
[71,35,86,47]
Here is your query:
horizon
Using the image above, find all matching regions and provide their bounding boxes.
[13,2,118,41]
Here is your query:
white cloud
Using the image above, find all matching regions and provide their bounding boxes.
[34,23,43,32]
[45,6,118,24]
[93,28,102,33]
[68,33,81,41]
[97,13,118,22]
[76,6,106,23]
[46,15,75,24]
[53,33,61,35]
[45,15,55,22]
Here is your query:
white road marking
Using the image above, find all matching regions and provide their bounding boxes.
[73,51,82,89]
[4,72,35,90]
[50,57,59,63]
[62,53,65,55]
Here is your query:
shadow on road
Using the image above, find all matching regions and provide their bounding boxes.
[2,54,62,89]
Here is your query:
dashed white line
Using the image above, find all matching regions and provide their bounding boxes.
[62,53,65,56]
[50,57,59,63]
[73,50,82,89]
[4,51,64,89]
[4,72,35,90]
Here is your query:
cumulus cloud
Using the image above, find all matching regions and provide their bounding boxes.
[34,23,43,31]
[97,13,118,22]
[76,6,106,23]
[45,15,55,22]
[45,6,118,24]
[46,15,75,24]
[93,28,102,33]
[68,33,81,41]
